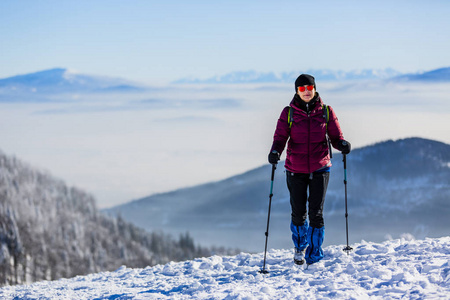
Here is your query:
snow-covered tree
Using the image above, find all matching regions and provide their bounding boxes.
[0,150,238,286]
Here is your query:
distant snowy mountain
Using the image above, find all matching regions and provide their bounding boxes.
[1,236,449,299]
[174,68,402,84]
[0,68,145,94]
[175,67,450,84]
[106,138,450,252]
[393,67,450,82]
[2,67,448,96]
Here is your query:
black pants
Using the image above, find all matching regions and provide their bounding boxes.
[286,171,330,228]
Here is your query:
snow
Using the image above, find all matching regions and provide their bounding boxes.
[1,237,449,299]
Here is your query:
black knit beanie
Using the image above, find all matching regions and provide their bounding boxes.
[295,74,316,91]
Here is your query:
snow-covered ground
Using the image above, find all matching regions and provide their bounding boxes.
[1,236,449,299]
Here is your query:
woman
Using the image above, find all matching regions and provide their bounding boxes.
[268,74,351,266]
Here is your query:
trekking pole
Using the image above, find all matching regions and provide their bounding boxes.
[259,163,277,274]
[342,154,353,254]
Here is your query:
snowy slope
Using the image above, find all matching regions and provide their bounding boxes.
[1,236,449,299]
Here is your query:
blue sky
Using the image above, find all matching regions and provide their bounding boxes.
[1,0,450,207]
[1,0,449,83]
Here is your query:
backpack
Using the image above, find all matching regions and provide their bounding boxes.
[287,104,333,157]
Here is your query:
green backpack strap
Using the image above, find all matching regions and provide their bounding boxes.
[288,106,293,128]
[323,104,329,133]
[322,104,329,127]
[323,104,332,158]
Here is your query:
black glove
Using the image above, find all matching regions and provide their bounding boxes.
[268,150,280,164]
[339,140,351,155]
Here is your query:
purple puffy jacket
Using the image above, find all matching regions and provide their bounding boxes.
[270,95,344,173]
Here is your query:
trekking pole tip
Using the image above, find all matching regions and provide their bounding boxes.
[343,246,353,254]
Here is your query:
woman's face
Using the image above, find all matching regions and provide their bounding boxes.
[297,86,315,102]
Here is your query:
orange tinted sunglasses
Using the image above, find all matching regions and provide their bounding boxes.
[298,85,314,92]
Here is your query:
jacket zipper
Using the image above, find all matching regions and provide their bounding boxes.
[306,103,311,173]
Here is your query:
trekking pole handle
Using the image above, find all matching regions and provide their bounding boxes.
[270,163,277,180]
[343,154,347,183]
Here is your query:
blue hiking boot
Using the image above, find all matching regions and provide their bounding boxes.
[305,226,325,265]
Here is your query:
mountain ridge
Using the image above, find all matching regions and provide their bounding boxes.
[174,67,450,84]
[0,68,145,94]
[174,68,403,84]
[2,67,449,93]
[393,67,450,82]
[106,137,450,252]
